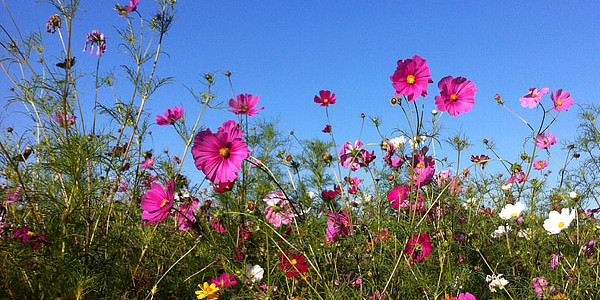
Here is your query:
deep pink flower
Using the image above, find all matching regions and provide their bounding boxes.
[405,147,435,188]
[229,93,264,116]
[321,189,338,200]
[345,176,362,187]
[520,87,549,109]
[14,225,48,250]
[156,106,184,126]
[214,181,235,193]
[536,131,557,150]
[83,30,106,56]
[192,120,250,184]
[534,159,548,170]
[383,142,403,168]
[141,180,174,225]
[322,124,332,133]
[117,0,139,17]
[505,171,527,185]
[387,184,409,209]
[140,157,155,169]
[5,186,23,204]
[279,251,308,277]
[210,273,238,289]
[211,215,228,233]
[53,111,77,126]
[448,293,476,300]
[177,199,198,231]
[434,76,477,117]
[405,233,433,263]
[390,55,433,102]
[551,89,573,111]
[325,210,352,243]
[314,90,336,107]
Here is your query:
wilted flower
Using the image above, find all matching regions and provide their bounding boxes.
[83,30,106,56]
[46,14,62,33]
[486,273,509,292]
[229,93,264,116]
[408,135,427,149]
[491,225,512,238]
[156,106,184,126]
[176,199,198,231]
[543,208,576,234]
[5,186,23,204]
[339,140,376,171]
[322,124,332,133]
[140,157,155,169]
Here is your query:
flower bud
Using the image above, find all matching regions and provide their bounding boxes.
[432,110,438,115]
[321,151,332,163]
[570,191,578,199]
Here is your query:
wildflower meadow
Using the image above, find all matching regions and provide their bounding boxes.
[2,1,600,299]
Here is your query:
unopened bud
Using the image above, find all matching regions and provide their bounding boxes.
[321,151,332,163]
[225,71,232,77]
[570,191,578,199]
[432,110,438,115]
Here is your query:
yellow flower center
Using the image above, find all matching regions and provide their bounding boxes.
[406,75,416,84]
[558,222,565,228]
[557,100,563,106]
[291,259,298,265]
[450,94,458,101]
[249,274,254,278]
[511,213,518,217]
[160,198,168,207]
[323,98,329,103]
[532,93,538,98]
[27,231,35,236]
[416,163,422,168]
[219,147,230,159]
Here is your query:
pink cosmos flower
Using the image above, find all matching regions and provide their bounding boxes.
[83,30,106,56]
[177,199,198,231]
[314,90,336,107]
[434,76,477,117]
[532,277,555,298]
[117,0,139,17]
[520,87,549,109]
[536,131,557,150]
[448,293,476,300]
[53,111,77,126]
[141,180,174,226]
[390,55,433,102]
[345,176,362,187]
[551,89,573,111]
[405,233,433,264]
[325,210,352,243]
[534,159,549,170]
[140,157,155,169]
[14,225,48,250]
[211,216,228,233]
[210,273,238,289]
[550,253,561,270]
[383,142,403,168]
[263,193,295,228]
[229,93,264,116]
[156,106,184,126]
[387,184,409,209]
[505,171,526,185]
[339,140,376,171]
[405,147,435,188]
[322,124,332,133]
[5,186,23,204]
[192,120,250,184]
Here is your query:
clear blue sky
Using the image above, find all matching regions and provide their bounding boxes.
[2,1,599,188]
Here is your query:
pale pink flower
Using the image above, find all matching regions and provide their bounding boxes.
[520,87,549,108]
[325,210,352,243]
[551,89,573,111]
[177,199,198,231]
[53,111,77,126]
[434,76,477,116]
[536,131,557,150]
[83,30,106,56]
[140,157,155,169]
[117,0,139,17]
[264,195,295,228]
[533,159,548,170]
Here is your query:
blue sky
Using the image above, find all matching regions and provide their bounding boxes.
[2,1,599,189]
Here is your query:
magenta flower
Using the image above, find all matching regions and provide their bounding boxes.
[536,131,557,150]
[53,111,77,126]
[5,186,23,204]
[405,147,435,188]
[117,0,139,17]
[390,55,433,102]
[211,215,228,233]
[177,199,198,231]
[520,87,549,109]
[140,180,175,226]
[405,233,433,264]
[551,89,573,111]
[533,159,548,170]
[228,93,264,116]
[448,293,476,300]
[325,210,352,243]
[156,106,184,126]
[140,157,155,169]
[192,120,250,184]
[532,277,555,298]
[345,176,362,187]
[210,273,238,289]
[383,142,403,168]
[83,30,106,56]
[339,140,376,171]
[387,184,409,209]
[434,76,477,117]
[14,225,48,250]
[314,90,336,107]
[263,193,295,228]
[322,124,332,133]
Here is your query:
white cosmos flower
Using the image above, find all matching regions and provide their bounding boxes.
[517,228,532,240]
[501,183,512,191]
[569,191,578,199]
[245,264,264,284]
[499,202,525,220]
[543,208,576,235]
[408,135,427,149]
[389,136,407,149]
[491,225,512,238]
[307,191,316,199]
[486,273,509,292]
